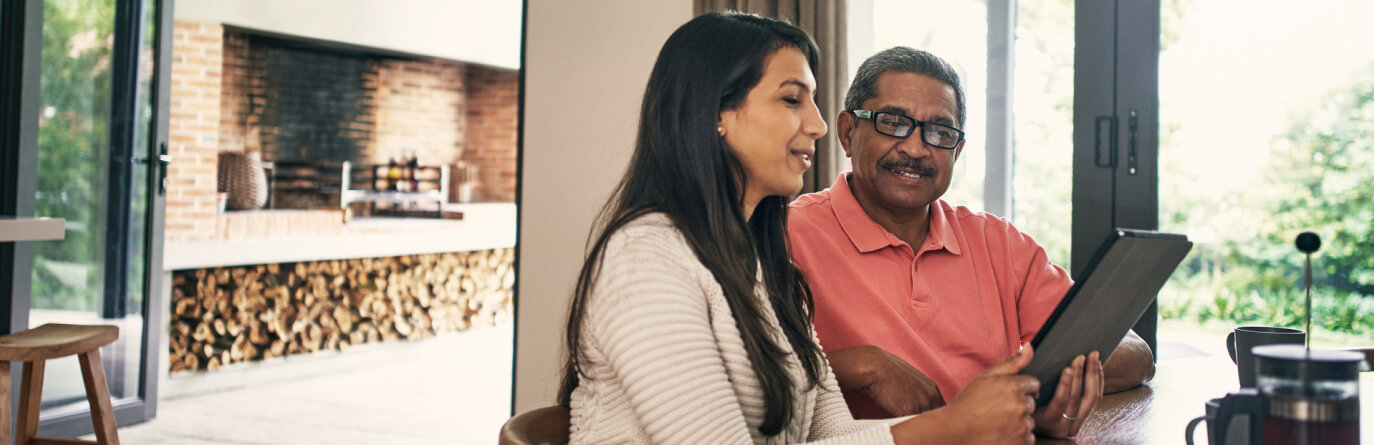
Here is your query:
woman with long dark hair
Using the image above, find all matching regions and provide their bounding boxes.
[559,12,1043,444]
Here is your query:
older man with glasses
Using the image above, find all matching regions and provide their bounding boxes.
[787,46,1156,439]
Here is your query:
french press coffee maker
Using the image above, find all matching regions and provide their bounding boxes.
[1188,344,1364,445]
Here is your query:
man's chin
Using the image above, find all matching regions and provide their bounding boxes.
[875,178,936,202]
[868,189,935,213]
[852,175,937,210]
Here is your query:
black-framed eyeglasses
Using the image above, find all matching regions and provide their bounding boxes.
[851,110,964,150]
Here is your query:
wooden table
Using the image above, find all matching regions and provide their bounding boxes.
[1037,354,1372,444]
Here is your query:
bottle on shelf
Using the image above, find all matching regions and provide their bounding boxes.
[407,152,420,192]
[374,163,389,191]
[397,155,409,193]
[398,151,409,193]
[456,161,479,203]
[388,157,400,191]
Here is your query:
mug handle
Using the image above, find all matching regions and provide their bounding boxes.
[1184,415,1206,445]
[1214,390,1264,445]
[1226,331,1237,364]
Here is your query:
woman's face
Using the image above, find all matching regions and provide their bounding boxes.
[718,46,828,212]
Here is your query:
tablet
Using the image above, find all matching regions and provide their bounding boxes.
[1024,228,1192,405]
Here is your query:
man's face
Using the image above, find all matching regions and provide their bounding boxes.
[839,72,964,217]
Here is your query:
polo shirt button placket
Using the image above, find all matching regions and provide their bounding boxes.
[909,256,929,308]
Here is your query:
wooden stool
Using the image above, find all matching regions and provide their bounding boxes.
[0,323,120,445]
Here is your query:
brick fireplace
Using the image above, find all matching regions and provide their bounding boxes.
[167,21,518,243]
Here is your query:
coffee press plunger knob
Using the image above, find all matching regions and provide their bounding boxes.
[1296,232,1321,254]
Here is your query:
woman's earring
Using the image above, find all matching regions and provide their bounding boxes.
[717,126,726,137]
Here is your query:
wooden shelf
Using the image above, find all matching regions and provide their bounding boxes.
[0,217,66,242]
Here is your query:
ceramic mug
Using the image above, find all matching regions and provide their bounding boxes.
[1226,326,1304,388]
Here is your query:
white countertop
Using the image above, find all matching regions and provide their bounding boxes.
[162,203,516,270]
[0,217,65,242]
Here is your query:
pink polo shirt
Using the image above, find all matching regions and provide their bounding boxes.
[788,173,1072,419]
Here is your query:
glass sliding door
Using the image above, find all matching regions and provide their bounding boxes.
[33,0,126,410]
[25,0,167,433]
[1011,0,1075,268]
[1154,0,1374,348]
[1075,0,1374,355]
[117,0,158,402]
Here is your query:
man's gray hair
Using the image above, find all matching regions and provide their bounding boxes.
[844,46,966,128]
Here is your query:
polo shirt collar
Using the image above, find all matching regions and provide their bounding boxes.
[828,172,961,256]
[925,198,962,256]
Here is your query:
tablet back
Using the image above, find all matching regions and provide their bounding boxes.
[1025,229,1192,405]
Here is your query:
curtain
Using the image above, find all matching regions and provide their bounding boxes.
[696,0,848,194]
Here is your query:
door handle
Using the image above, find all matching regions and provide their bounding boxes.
[133,143,172,195]
[158,142,171,195]
[1127,109,1139,176]
[1094,115,1117,168]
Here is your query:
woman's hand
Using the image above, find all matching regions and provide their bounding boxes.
[891,344,1040,445]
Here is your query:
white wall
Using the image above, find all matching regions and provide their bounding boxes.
[516,1,693,414]
[175,0,521,69]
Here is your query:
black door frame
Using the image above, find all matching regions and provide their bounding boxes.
[1072,0,1162,355]
[1,0,43,337]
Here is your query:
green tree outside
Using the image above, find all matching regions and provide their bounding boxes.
[31,0,115,311]
[1158,65,1374,337]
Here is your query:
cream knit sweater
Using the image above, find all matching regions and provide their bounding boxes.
[568,214,896,444]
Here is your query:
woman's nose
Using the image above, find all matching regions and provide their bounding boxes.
[803,102,827,140]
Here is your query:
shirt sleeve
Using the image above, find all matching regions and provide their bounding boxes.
[1012,230,1074,343]
[584,227,757,444]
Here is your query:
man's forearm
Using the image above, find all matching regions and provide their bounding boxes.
[826,344,948,416]
[1102,329,1155,393]
[827,345,881,392]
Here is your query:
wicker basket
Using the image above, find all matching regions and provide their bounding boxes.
[217,151,269,210]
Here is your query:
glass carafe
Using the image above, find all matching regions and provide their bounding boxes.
[1252,344,1363,445]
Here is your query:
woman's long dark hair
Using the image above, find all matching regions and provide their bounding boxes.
[557,12,826,436]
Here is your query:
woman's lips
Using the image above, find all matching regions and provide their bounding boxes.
[791,148,814,169]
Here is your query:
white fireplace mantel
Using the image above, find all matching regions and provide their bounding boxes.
[162,203,515,270]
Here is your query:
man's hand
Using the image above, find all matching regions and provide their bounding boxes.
[891,344,1040,445]
[1032,351,1104,439]
[827,345,946,415]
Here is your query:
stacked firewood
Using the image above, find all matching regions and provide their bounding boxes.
[168,248,515,372]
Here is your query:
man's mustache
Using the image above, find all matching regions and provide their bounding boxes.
[878,154,938,177]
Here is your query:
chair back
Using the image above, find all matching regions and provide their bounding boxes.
[498,405,570,445]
